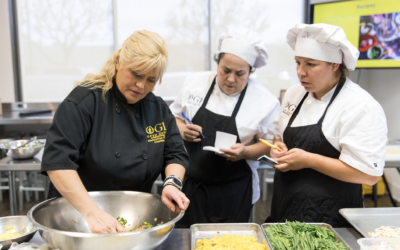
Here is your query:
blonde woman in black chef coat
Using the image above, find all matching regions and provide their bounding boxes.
[41,31,190,234]
[268,24,387,227]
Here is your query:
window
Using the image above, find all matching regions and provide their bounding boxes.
[115,0,210,100]
[211,0,304,96]
[14,0,304,101]
[17,0,114,102]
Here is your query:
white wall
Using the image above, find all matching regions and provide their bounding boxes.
[368,70,400,140]
[0,0,15,103]
[349,69,400,140]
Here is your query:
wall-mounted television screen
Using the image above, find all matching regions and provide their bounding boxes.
[313,0,400,68]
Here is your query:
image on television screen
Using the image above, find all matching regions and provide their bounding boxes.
[359,13,400,60]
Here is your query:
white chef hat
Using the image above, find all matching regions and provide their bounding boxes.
[287,23,359,71]
[218,27,268,68]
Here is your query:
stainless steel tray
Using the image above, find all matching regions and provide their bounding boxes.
[340,208,400,238]
[261,223,352,249]
[190,223,271,249]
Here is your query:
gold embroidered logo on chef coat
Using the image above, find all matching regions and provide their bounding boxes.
[282,102,297,116]
[146,122,167,143]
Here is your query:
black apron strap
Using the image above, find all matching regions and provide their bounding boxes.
[288,78,346,128]
[317,78,346,125]
[200,76,248,119]
[287,92,309,127]
[200,77,217,109]
[231,84,248,119]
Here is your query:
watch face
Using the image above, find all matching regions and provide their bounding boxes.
[173,178,182,186]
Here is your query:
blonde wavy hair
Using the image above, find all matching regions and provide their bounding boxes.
[76,30,168,101]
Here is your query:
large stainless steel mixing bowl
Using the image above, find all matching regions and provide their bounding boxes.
[27,191,184,250]
[3,139,45,159]
[0,216,37,250]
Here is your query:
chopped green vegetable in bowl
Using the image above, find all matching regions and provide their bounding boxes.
[117,216,128,228]
[116,217,164,232]
[21,142,43,148]
[264,221,349,250]
[31,142,43,147]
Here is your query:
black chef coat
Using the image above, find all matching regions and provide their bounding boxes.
[41,81,189,198]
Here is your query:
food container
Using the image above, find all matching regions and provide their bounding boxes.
[190,223,271,250]
[261,223,352,250]
[28,191,183,250]
[0,216,37,250]
[358,238,400,250]
[2,139,45,160]
[340,208,400,238]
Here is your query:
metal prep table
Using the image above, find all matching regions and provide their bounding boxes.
[27,227,363,250]
[0,102,56,126]
[0,149,46,216]
[0,111,53,125]
[375,148,400,207]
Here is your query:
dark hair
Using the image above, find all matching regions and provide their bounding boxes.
[214,53,256,73]
[337,63,349,80]
[327,62,349,81]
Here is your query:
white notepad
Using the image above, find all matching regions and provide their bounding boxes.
[203,131,237,154]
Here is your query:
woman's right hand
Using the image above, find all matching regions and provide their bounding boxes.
[270,141,288,160]
[83,208,127,234]
[180,124,203,142]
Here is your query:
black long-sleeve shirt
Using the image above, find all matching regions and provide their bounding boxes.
[42,82,189,198]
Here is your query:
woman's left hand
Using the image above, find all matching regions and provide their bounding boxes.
[274,148,312,172]
[217,143,247,161]
[161,185,190,213]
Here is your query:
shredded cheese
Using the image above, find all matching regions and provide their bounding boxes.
[369,226,400,238]
[196,235,268,250]
[0,224,32,240]
[0,232,23,240]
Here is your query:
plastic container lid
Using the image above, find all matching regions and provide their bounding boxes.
[358,238,400,250]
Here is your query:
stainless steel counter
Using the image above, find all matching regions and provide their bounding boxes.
[0,111,53,125]
[0,102,57,125]
[0,155,42,171]
[27,227,362,249]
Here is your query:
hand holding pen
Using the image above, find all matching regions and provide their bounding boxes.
[181,112,205,142]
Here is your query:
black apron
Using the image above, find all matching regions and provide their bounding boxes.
[268,79,363,227]
[176,77,253,228]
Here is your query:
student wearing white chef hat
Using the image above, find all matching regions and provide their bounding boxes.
[170,27,280,227]
[267,23,388,227]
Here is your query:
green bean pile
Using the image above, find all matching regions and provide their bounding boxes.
[265,221,349,250]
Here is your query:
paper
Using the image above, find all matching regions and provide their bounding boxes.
[203,146,224,154]
[215,131,237,150]
[203,131,237,154]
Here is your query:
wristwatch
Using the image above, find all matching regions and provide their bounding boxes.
[163,175,182,191]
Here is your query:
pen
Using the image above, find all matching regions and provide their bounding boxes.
[259,138,284,152]
[181,112,205,138]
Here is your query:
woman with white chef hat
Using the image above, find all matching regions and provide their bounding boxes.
[170,27,280,227]
[268,23,388,227]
